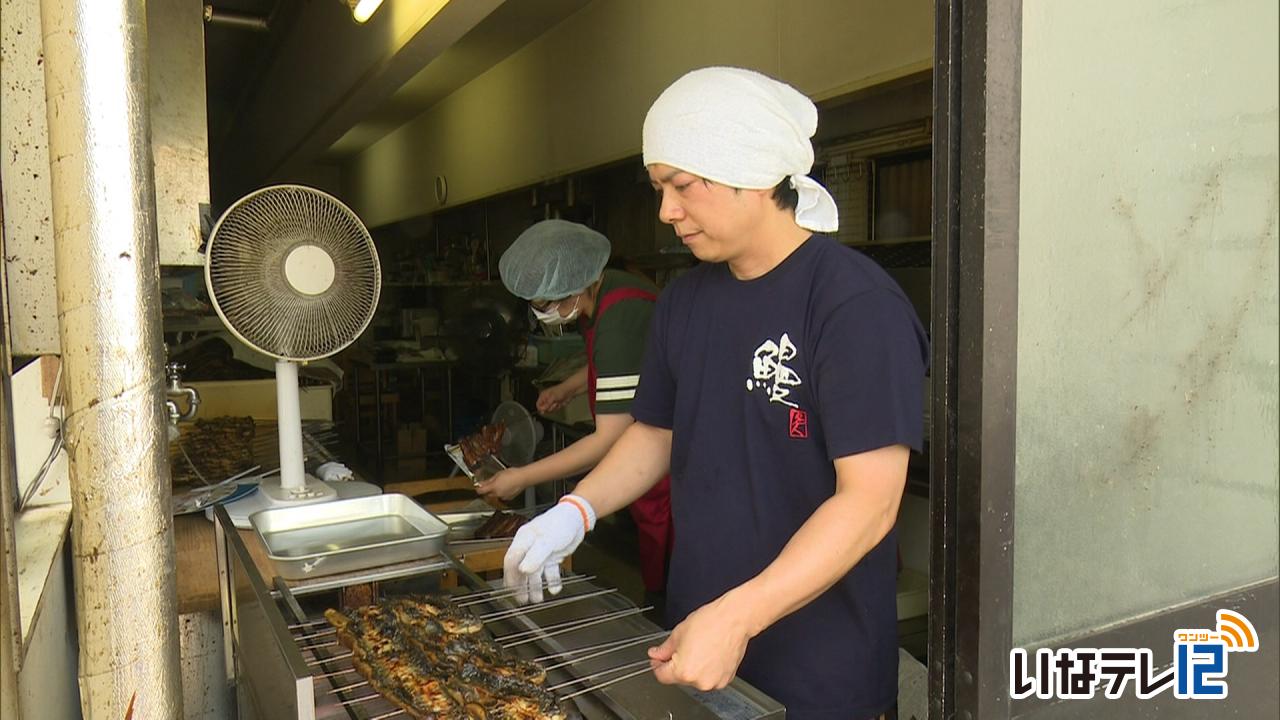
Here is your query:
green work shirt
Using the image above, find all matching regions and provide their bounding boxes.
[578,269,658,415]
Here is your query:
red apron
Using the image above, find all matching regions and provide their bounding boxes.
[584,286,673,593]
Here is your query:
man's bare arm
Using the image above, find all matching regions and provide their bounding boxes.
[573,421,673,516]
[649,444,909,690]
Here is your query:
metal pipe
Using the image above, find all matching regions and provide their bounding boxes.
[202,5,270,32]
[38,1,183,717]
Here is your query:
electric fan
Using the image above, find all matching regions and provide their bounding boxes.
[205,184,381,512]
[491,401,542,468]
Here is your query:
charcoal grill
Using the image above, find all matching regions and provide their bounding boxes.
[213,504,785,720]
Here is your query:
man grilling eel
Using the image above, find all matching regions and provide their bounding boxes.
[503,67,928,720]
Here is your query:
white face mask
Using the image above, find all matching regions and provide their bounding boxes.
[532,295,580,326]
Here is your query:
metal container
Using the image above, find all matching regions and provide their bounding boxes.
[436,506,545,546]
[444,442,506,483]
[214,505,785,720]
[435,508,493,542]
[249,494,448,580]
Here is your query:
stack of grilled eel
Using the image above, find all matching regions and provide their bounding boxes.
[473,511,529,540]
[325,594,570,720]
[170,416,256,485]
[458,423,507,471]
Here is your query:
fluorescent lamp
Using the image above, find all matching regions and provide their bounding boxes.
[349,0,384,23]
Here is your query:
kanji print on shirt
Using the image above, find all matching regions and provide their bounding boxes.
[747,332,802,408]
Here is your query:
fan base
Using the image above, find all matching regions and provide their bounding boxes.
[215,478,382,529]
[220,474,336,528]
[258,475,339,504]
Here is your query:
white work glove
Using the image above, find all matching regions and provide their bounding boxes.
[503,495,596,604]
[315,462,354,483]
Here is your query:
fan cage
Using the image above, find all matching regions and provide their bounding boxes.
[205,185,381,361]
[493,401,537,467]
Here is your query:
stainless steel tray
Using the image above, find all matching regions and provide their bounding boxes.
[436,504,549,543]
[435,508,493,542]
[249,494,448,580]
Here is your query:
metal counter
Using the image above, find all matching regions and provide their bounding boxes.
[213,504,784,720]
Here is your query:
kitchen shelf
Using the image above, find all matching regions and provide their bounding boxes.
[384,280,497,288]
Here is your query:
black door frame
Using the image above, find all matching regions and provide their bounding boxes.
[927,4,1278,718]
[929,0,1022,718]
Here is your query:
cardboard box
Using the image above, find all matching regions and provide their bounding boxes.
[397,422,428,455]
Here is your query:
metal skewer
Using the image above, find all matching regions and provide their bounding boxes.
[325,678,369,695]
[454,575,596,606]
[288,576,601,627]
[298,639,340,651]
[221,464,262,484]
[294,627,337,641]
[547,659,653,692]
[495,606,650,643]
[335,692,383,707]
[542,632,669,672]
[560,664,656,700]
[311,667,359,680]
[500,607,653,648]
[478,588,618,622]
[306,651,353,666]
[532,630,667,662]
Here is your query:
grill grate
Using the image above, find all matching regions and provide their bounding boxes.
[292,581,667,719]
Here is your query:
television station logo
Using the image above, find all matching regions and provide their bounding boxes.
[1010,609,1259,701]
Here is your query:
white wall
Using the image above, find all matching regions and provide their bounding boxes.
[346,0,932,227]
[12,360,69,509]
[16,543,79,720]
[8,360,77,719]
[1,0,59,355]
[1014,0,1279,646]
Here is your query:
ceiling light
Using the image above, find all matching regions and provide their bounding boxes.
[348,0,384,23]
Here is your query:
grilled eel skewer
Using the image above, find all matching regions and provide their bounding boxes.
[326,597,567,720]
[459,423,506,470]
[327,606,477,720]
[384,597,547,684]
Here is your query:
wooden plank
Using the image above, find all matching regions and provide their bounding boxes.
[174,514,276,614]
[40,355,61,401]
[187,379,333,421]
[385,477,476,496]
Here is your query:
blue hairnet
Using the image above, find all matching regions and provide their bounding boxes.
[499,220,611,300]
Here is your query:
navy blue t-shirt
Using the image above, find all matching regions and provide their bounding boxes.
[630,235,928,720]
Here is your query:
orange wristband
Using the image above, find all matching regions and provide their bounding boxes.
[559,496,591,533]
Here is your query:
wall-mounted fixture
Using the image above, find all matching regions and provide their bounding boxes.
[204,4,270,32]
[348,0,385,23]
[434,175,449,205]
